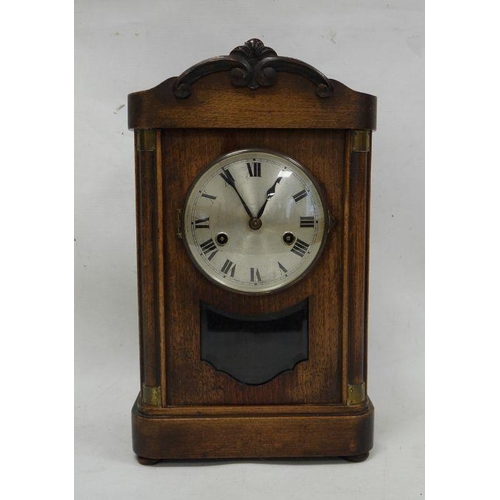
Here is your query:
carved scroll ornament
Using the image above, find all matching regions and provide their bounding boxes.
[173,38,333,99]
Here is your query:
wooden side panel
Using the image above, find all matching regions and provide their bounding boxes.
[343,132,371,394]
[161,129,346,406]
[135,130,165,401]
[364,139,373,390]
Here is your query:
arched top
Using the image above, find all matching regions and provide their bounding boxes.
[128,39,376,130]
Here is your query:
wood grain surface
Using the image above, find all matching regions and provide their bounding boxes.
[162,128,345,406]
[129,73,376,130]
[132,397,374,460]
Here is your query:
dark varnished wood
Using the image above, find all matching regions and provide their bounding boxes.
[130,39,376,462]
[135,130,166,404]
[129,73,376,130]
[163,128,344,406]
[345,131,370,388]
[172,38,334,98]
[136,456,160,466]
[343,452,370,463]
[132,397,374,461]
[135,133,161,392]
[135,401,372,417]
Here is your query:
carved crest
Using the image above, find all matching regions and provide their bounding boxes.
[173,38,333,99]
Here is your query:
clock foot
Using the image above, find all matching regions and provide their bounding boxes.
[343,452,369,463]
[136,456,161,466]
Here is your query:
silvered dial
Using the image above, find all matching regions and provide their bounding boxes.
[182,149,328,294]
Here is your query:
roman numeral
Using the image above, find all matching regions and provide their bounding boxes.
[300,216,315,228]
[278,262,288,274]
[290,239,310,258]
[250,267,262,282]
[220,168,235,185]
[194,216,210,229]
[247,160,262,177]
[220,259,236,277]
[293,189,307,203]
[201,193,217,201]
[200,238,218,261]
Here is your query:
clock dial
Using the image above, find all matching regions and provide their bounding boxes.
[182,150,329,293]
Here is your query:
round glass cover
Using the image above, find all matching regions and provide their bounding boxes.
[182,149,329,294]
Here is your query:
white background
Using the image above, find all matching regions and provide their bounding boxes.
[74,1,424,498]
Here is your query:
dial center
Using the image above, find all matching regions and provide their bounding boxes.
[249,217,263,231]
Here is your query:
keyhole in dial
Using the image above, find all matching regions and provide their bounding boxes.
[283,232,295,245]
[216,232,229,246]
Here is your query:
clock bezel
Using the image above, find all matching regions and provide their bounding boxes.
[180,148,331,295]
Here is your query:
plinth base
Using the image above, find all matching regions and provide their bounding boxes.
[132,396,374,462]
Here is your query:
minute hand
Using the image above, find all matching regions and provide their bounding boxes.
[220,168,254,219]
[256,176,283,219]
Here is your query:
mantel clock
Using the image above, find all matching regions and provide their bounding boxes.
[128,39,376,463]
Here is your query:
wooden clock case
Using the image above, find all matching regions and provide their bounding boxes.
[128,39,376,463]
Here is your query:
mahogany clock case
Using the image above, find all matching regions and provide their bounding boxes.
[129,39,376,462]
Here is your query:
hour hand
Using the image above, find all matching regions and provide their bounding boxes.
[220,168,254,219]
[256,176,283,219]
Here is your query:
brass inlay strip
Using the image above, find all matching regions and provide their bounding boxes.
[351,130,371,153]
[136,129,157,152]
[347,382,366,405]
[141,384,162,406]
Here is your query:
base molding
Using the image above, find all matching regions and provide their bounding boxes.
[132,397,374,461]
